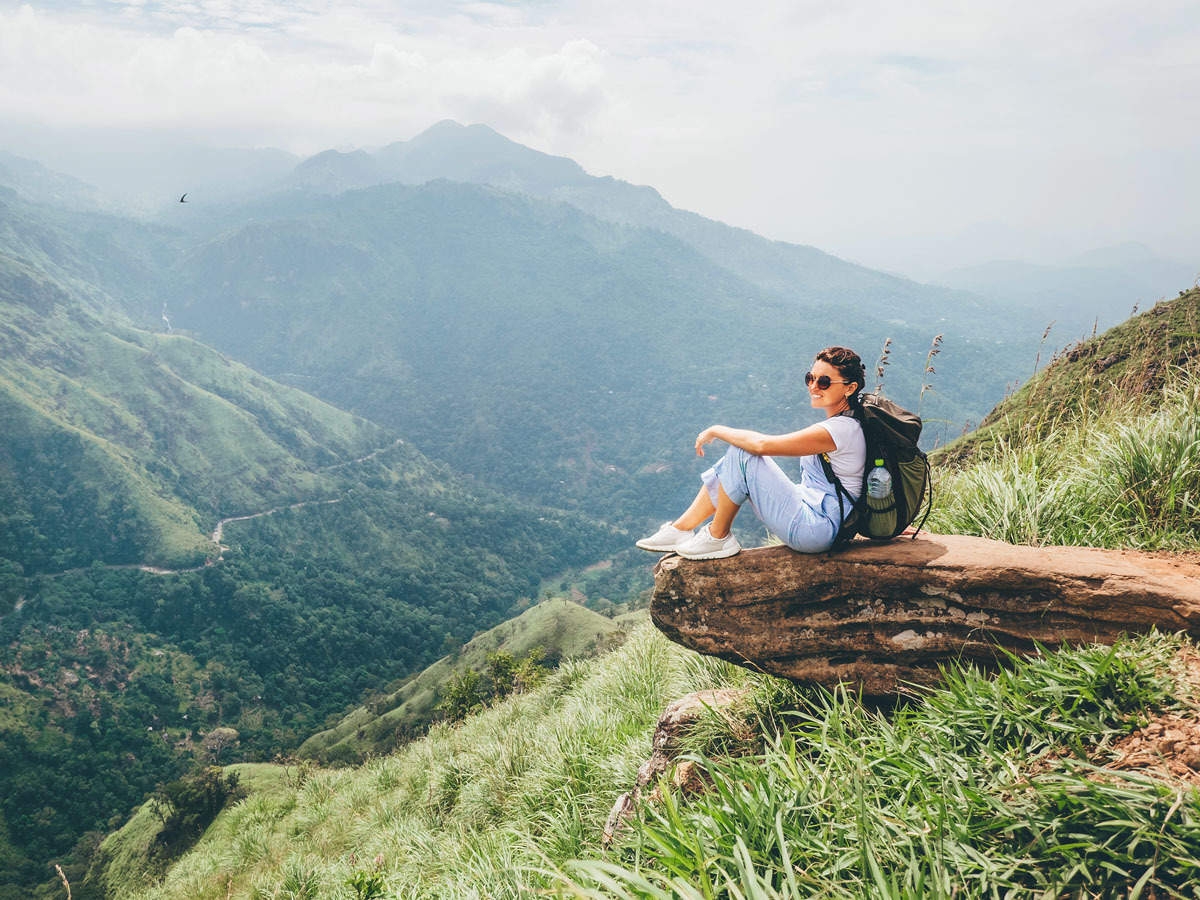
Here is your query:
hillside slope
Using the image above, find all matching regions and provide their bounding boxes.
[0,233,632,890]
[298,598,633,764]
[936,285,1200,470]
[0,263,390,572]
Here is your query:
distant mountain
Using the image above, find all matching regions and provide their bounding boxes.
[936,243,1198,342]
[158,178,1025,526]
[287,120,991,316]
[0,150,104,210]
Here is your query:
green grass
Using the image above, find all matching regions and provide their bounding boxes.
[560,635,1200,900]
[99,624,749,899]
[297,599,637,763]
[929,378,1200,548]
[93,626,1200,900]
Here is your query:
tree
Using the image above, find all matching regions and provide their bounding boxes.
[200,727,239,764]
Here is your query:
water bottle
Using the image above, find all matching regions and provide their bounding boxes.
[865,459,897,537]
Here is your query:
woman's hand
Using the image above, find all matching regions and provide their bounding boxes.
[695,427,719,456]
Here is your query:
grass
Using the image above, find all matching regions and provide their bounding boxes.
[103,624,750,899]
[929,378,1200,549]
[97,625,1200,900]
[559,635,1200,900]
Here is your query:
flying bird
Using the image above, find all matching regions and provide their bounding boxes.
[179,193,188,203]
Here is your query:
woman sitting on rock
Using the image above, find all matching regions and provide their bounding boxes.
[637,346,866,560]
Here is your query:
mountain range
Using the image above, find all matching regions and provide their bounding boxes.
[1,120,1196,894]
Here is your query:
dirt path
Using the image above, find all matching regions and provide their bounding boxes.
[16,436,409,586]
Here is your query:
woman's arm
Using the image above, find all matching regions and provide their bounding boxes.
[695,423,838,458]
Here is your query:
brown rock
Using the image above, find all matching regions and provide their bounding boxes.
[651,532,1200,696]
[602,688,750,846]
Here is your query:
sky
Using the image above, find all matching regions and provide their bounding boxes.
[1,0,1198,278]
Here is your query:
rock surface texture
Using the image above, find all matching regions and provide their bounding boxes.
[602,688,750,846]
[651,533,1200,696]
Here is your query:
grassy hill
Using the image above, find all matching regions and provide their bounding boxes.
[298,598,635,764]
[938,285,1200,466]
[928,287,1200,549]
[75,288,1200,899]
[0,243,635,889]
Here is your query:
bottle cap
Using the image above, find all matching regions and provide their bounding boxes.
[874,458,884,466]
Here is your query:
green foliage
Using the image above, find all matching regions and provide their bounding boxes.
[561,635,1195,900]
[929,379,1200,548]
[150,767,245,859]
[437,668,484,722]
[345,861,387,900]
[437,647,551,723]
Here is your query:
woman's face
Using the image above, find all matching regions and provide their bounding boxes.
[807,359,856,416]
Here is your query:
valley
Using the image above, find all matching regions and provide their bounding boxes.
[0,123,1196,897]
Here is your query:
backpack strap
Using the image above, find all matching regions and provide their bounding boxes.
[910,454,934,539]
[818,452,858,548]
[818,407,865,549]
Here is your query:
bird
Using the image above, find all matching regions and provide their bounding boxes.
[179,193,188,203]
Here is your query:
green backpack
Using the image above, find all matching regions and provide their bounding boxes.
[819,393,932,543]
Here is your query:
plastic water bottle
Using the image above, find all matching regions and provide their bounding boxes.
[866,459,892,499]
[865,459,897,537]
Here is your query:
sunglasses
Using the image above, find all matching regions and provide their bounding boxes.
[805,372,852,390]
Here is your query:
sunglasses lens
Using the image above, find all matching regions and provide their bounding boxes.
[805,372,831,389]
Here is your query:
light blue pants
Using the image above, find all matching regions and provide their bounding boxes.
[701,446,844,553]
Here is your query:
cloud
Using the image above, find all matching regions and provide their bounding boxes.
[0,1,1197,267]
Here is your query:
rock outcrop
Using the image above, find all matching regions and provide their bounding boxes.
[602,688,750,846]
[651,533,1200,696]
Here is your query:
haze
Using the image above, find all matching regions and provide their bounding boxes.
[1,0,1197,280]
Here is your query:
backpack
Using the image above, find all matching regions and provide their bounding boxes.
[818,393,932,544]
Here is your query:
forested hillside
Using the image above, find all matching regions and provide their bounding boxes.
[84,288,1200,900]
[0,195,629,891]
[1,129,1194,897]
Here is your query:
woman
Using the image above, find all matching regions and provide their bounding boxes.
[637,346,866,560]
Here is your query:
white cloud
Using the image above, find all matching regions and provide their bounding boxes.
[1,0,1197,268]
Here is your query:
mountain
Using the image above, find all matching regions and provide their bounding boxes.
[936,242,1198,342]
[0,151,104,210]
[289,120,997,316]
[0,198,631,888]
[151,177,1023,531]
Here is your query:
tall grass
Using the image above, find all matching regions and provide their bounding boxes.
[930,379,1200,548]
[116,625,755,900]
[559,635,1200,899]
[111,624,1200,900]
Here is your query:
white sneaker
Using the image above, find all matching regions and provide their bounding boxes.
[636,522,693,552]
[675,524,742,560]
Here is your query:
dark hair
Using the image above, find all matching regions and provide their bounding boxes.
[816,346,865,407]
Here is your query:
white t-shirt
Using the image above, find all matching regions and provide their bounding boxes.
[816,415,866,498]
